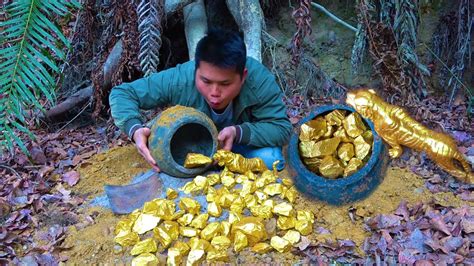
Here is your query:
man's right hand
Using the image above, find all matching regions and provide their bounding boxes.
[133,127,160,172]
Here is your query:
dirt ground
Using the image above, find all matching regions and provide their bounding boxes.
[60,145,471,264]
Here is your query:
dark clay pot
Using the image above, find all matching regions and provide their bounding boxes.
[149,106,218,177]
[288,104,389,205]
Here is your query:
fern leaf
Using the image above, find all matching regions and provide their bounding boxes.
[0,0,79,154]
[137,0,164,77]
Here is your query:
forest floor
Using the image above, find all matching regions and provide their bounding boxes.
[1,2,473,265]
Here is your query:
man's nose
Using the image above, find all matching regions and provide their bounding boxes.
[210,84,221,97]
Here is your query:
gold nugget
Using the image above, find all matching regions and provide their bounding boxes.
[184,153,212,168]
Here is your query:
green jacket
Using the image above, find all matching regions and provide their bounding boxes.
[109,57,291,147]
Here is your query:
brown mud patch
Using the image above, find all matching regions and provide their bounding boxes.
[61,146,471,264]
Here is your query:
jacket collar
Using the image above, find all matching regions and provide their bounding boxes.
[233,82,259,121]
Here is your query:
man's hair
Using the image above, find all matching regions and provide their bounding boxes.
[195,28,247,77]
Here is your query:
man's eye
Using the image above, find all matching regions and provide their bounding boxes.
[202,79,211,84]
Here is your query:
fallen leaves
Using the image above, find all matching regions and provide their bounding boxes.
[0,125,114,263]
[62,171,80,186]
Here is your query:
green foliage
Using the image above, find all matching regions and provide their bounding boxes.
[0,0,79,155]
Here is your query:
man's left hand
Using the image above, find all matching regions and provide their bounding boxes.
[218,126,236,151]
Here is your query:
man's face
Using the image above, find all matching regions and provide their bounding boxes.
[195,61,247,111]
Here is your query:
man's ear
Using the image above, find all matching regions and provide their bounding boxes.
[240,68,248,85]
[368,89,376,94]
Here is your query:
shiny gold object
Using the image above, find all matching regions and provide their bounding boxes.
[270,236,292,253]
[177,213,194,226]
[206,249,229,262]
[142,200,159,215]
[263,183,284,196]
[254,190,268,203]
[337,143,355,162]
[233,231,248,252]
[114,230,139,247]
[167,248,183,266]
[220,221,231,237]
[244,194,257,208]
[323,123,335,138]
[354,135,371,160]
[162,221,180,240]
[283,230,301,245]
[302,157,322,172]
[115,216,135,235]
[232,217,267,245]
[250,204,273,219]
[172,241,190,255]
[189,237,210,251]
[153,226,173,248]
[281,186,297,203]
[207,202,222,217]
[155,199,175,220]
[277,215,296,230]
[186,249,205,266]
[240,180,256,197]
[206,187,217,202]
[179,226,199,237]
[171,210,185,221]
[252,242,273,254]
[299,137,341,158]
[333,126,353,142]
[273,202,293,217]
[235,174,249,183]
[131,253,159,266]
[297,210,315,223]
[132,213,161,234]
[179,198,201,215]
[213,149,267,173]
[295,220,313,235]
[193,175,208,191]
[184,153,212,168]
[344,158,363,177]
[206,173,220,186]
[343,112,366,138]
[211,236,231,250]
[281,178,293,187]
[230,196,245,214]
[362,130,373,143]
[346,89,473,183]
[325,109,346,126]
[200,222,222,241]
[299,118,327,141]
[166,188,178,200]
[228,211,242,224]
[319,155,344,179]
[190,213,209,229]
[220,172,236,188]
[181,181,199,194]
[218,192,236,208]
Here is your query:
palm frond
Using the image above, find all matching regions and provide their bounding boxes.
[0,0,79,154]
[137,0,164,77]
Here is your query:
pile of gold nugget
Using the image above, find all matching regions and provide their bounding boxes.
[299,109,373,179]
[114,150,315,265]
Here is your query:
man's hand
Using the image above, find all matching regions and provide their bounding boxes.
[133,127,160,172]
[218,126,236,151]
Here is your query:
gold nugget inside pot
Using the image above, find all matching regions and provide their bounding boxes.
[298,109,373,179]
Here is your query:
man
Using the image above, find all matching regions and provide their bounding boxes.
[109,28,291,172]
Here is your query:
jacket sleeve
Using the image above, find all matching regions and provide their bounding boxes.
[238,75,292,148]
[109,70,174,137]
